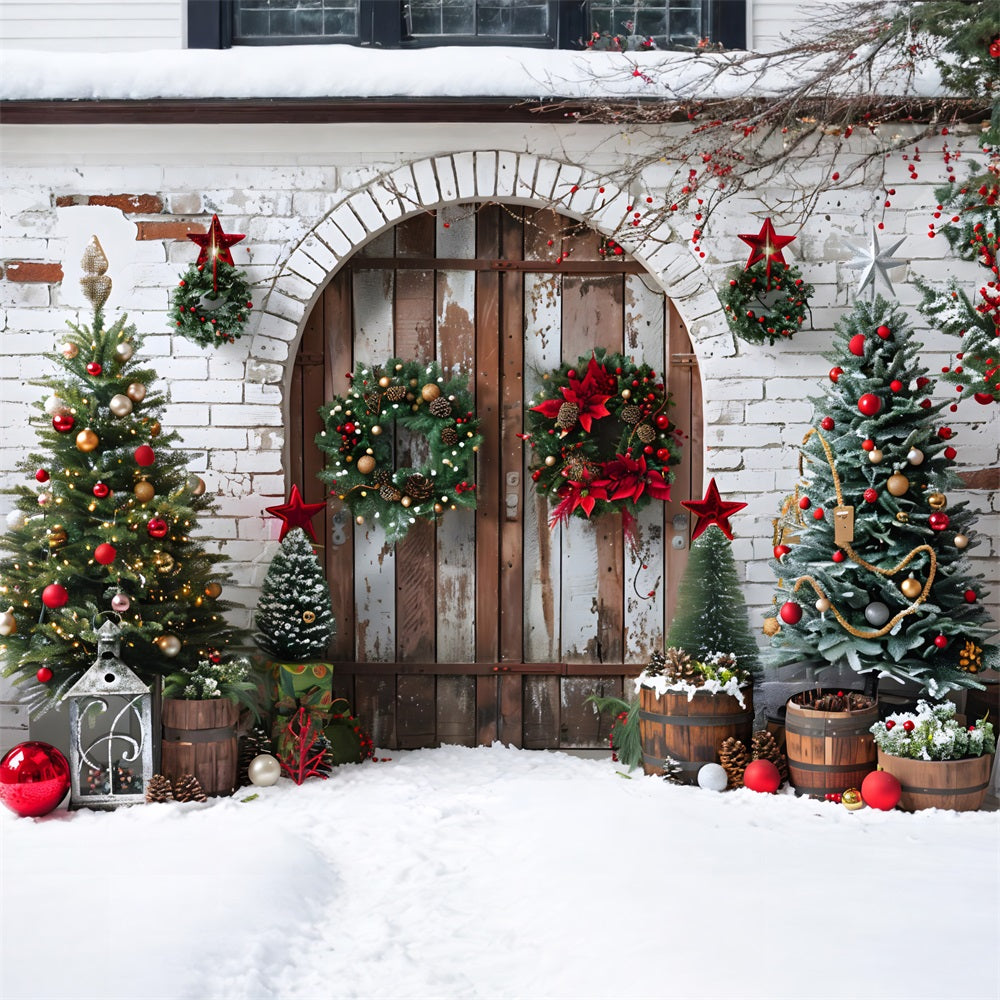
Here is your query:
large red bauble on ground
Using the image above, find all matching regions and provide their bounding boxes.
[861,770,901,811]
[0,741,70,817]
[743,759,781,793]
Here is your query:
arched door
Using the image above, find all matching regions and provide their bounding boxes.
[289,205,703,749]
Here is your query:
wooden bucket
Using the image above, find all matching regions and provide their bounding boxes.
[638,685,753,783]
[877,749,994,812]
[785,693,877,798]
[161,698,238,796]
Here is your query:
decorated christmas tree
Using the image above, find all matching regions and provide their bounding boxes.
[254,527,335,661]
[0,238,238,715]
[664,524,761,675]
[767,296,996,696]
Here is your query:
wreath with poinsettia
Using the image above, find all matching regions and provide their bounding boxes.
[316,358,482,543]
[721,260,813,346]
[524,349,683,528]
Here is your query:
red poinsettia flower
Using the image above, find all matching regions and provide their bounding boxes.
[595,453,672,504]
[547,468,609,527]
[531,355,612,433]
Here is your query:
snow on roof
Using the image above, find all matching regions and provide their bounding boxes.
[0,44,945,103]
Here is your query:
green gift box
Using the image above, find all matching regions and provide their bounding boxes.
[269,660,334,756]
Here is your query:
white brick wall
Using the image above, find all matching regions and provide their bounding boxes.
[1,121,997,729]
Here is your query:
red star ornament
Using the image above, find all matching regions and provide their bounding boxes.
[265,484,326,542]
[681,477,748,542]
[188,214,245,267]
[738,218,795,279]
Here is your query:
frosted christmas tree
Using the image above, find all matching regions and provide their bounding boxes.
[767,297,996,696]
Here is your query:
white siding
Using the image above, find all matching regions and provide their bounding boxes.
[0,0,184,51]
[749,0,816,52]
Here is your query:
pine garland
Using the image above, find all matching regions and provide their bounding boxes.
[721,260,814,346]
[169,260,253,347]
[316,358,481,544]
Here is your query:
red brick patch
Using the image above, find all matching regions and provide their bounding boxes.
[4,261,64,283]
[134,221,206,242]
[55,193,163,213]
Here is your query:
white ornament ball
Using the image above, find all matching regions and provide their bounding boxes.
[697,762,729,792]
[0,607,16,637]
[44,394,69,417]
[248,753,281,787]
[114,342,134,363]
[37,492,52,507]
[6,509,27,531]
[907,448,924,466]
[109,394,133,418]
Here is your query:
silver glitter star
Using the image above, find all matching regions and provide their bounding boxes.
[842,227,907,296]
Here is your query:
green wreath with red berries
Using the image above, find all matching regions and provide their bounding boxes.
[524,349,683,528]
[721,260,814,346]
[169,260,254,347]
[316,358,482,544]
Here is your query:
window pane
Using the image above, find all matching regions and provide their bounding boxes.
[590,1,704,47]
[410,0,547,37]
[234,0,358,39]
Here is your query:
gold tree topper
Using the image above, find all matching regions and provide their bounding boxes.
[80,235,111,311]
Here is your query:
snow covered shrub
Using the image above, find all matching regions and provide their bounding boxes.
[871,700,996,761]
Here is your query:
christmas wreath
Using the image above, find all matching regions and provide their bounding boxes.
[721,260,813,346]
[316,359,482,543]
[524,349,683,528]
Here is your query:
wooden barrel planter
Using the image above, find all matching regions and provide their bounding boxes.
[877,749,995,812]
[161,698,238,796]
[638,685,753,783]
[785,691,877,798]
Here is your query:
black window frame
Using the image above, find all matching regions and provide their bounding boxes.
[189,0,742,52]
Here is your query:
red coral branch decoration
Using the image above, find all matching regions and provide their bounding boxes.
[277,707,330,784]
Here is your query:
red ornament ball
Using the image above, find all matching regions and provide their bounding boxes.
[86,362,102,376]
[656,448,671,462]
[916,376,930,389]
[937,427,953,440]
[655,414,670,430]
[92,481,110,499]
[798,496,811,510]
[928,513,950,532]
[944,446,957,460]
[36,666,53,684]
[779,601,802,625]
[52,413,75,433]
[0,742,70,818]
[93,543,117,565]
[41,583,68,609]
[821,417,835,431]
[848,334,866,356]
[813,508,825,520]
[863,488,878,503]
[973,392,995,405]
[876,325,892,339]
[832,550,845,563]
[208,651,222,665]
[885,720,895,730]
[861,439,875,452]
[861,770,901,811]
[903,720,915,732]
[933,634,948,649]
[743,759,781,794]
[890,380,903,392]
[829,367,843,383]
[134,445,155,467]
[857,393,882,416]
[146,517,169,539]
[35,469,49,483]
[964,590,977,603]
[773,544,790,559]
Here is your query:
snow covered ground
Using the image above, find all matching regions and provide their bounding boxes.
[2,745,997,1000]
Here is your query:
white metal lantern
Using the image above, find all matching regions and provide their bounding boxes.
[65,619,153,809]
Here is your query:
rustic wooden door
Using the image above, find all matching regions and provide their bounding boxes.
[288,204,703,749]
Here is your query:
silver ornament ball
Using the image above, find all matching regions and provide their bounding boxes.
[864,601,891,627]
[697,762,729,792]
[109,393,134,418]
[114,341,134,363]
[248,753,281,787]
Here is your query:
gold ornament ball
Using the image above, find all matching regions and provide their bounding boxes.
[927,492,947,511]
[900,576,921,599]
[157,634,182,657]
[75,428,99,452]
[815,597,831,613]
[868,449,883,464]
[371,425,383,436]
[953,533,969,549]
[109,394,133,418]
[134,481,155,503]
[188,475,206,497]
[149,420,161,438]
[302,610,316,624]
[907,448,924,466]
[896,511,909,523]
[0,607,16,637]
[622,389,631,399]
[153,552,175,574]
[421,383,441,402]
[841,788,865,810]
[115,342,134,363]
[544,455,556,467]
[48,526,68,549]
[61,342,79,359]
[378,376,391,388]
[762,617,780,636]
[356,515,365,525]
[126,382,147,403]
[433,502,444,514]
[204,582,222,599]
[356,455,376,475]
[401,496,412,508]
[886,473,910,497]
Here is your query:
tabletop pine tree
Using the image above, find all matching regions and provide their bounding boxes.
[664,524,761,676]
[0,237,239,715]
[254,527,335,661]
[767,296,996,697]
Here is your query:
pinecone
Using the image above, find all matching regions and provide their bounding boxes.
[385,385,407,402]
[173,774,207,803]
[662,647,699,684]
[429,396,452,418]
[620,404,642,425]
[441,427,458,446]
[363,391,383,415]
[564,456,598,482]
[555,401,579,430]
[636,423,656,444]
[645,649,667,676]
[372,469,392,487]
[404,474,434,500]
[380,484,402,502]
[145,774,174,803]
[238,727,272,788]
[752,730,788,786]
[718,736,750,789]
[661,754,684,784]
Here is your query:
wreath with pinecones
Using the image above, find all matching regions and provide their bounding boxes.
[524,349,683,528]
[721,260,814,346]
[316,358,482,543]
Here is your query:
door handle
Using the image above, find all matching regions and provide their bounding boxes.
[505,471,520,521]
